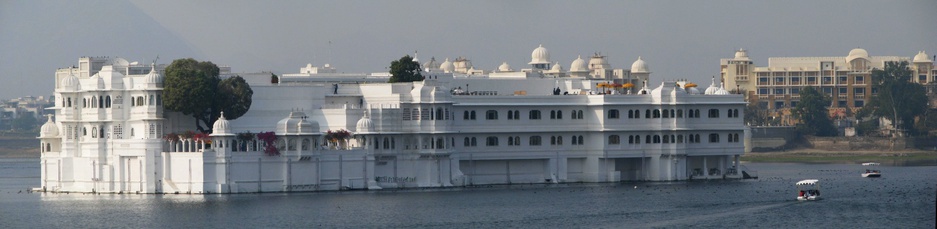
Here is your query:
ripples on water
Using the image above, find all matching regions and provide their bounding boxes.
[1,158,934,228]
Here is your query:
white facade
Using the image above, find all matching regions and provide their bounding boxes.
[40,48,748,194]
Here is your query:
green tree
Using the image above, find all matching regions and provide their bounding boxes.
[163,58,253,133]
[792,87,836,136]
[11,114,37,131]
[388,55,423,83]
[867,61,927,137]
[744,102,770,126]
[270,73,279,84]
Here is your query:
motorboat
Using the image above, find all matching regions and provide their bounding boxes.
[796,179,821,201]
[861,162,882,178]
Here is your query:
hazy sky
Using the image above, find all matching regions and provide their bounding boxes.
[2,0,936,99]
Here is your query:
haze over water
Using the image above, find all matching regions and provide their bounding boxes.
[1,159,934,228]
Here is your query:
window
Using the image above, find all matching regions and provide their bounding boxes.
[774,88,784,95]
[838,87,847,94]
[653,110,661,118]
[486,136,499,146]
[471,137,477,146]
[607,109,619,119]
[677,109,683,118]
[550,110,556,119]
[634,135,641,144]
[653,135,661,143]
[628,110,634,119]
[645,109,651,119]
[436,108,444,120]
[854,88,865,94]
[663,109,670,118]
[709,133,720,143]
[791,101,799,107]
[854,100,864,107]
[677,135,684,143]
[530,136,542,146]
[529,110,541,119]
[608,135,620,145]
[556,110,562,119]
[708,109,719,118]
[855,76,864,83]
[508,136,520,146]
[576,136,583,145]
[508,110,519,120]
[775,101,785,109]
[463,111,469,120]
[791,88,800,95]
[645,135,651,144]
[758,88,769,95]
[838,76,847,83]
[838,100,847,107]
[822,87,833,94]
[98,96,103,108]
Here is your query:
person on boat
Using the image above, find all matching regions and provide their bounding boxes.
[799,190,805,197]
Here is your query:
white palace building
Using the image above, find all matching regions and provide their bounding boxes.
[38,45,749,194]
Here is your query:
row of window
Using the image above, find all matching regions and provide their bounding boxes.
[62,124,155,140]
[402,108,450,121]
[609,109,739,119]
[758,87,868,95]
[62,95,159,108]
[462,108,742,121]
[458,133,738,147]
[465,109,586,120]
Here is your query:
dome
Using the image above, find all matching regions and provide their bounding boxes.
[422,57,438,70]
[529,44,551,65]
[498,62,513,72]
[356,111,374,133]
[89,73,104,90]
[440,58,454,73]
[846,48,870,63]
[276,111,307,135]
[550,62,562,72]
[60,73,80,91]
[914,51,932,63]
[687,87,701,95]
[631,56,649,73]
[297,117,318,134]
[569,55,588,72]
[39,115,59,138]
[704,77,720,95]
[713,83,730,95]
[734,48,750,60]
[144,65,162,87]
[210,112,234,136]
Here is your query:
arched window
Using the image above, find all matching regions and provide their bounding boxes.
[105,96,111,108]
[463,111,469,120]
[529,136,541,146]
[470,111,476,120]
[471,137,477,146]
[646,135,651,144]
[556,136,562,145]
[557,110,563,119]
[100,126,105,138]
[550,136,557,145]
[608,135,620,145]
[578,110,583,119]
[607,109,619,119]
[91,127,97,138]
[550,110,556,119]
[383,137,390,149]
[577,135,583,145]
[436,138,444,149]
[486,136,498,146]
[149,95,155,105]
[486,110,498,120]
[677,135,684,143]
[645,109,651,118]
[709,133,720,143]
[708,109,720,118]
[677,109,683,118]
[628,110,634,118]
[653,109,661,118]
[529,110,541,119]
[663,135,670,143]
[635,135,641,144]
[67,98,72,107]
[436,108,444,120]
[464,137,471,146]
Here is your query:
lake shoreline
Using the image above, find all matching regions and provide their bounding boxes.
[742,149,937,164]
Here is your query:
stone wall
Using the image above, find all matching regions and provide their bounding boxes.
[805,136,910,151]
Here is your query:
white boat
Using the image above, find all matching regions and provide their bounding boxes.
[796,179,822,201]
[861,162,882,177]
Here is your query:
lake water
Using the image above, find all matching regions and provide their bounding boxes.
[1,158,934,228]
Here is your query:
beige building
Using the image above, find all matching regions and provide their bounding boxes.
[720,48,936,125]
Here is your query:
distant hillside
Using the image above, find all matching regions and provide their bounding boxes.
[0,133,39,158]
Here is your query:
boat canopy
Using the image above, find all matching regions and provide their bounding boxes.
[862,162,880,166]
[796,179,819,186]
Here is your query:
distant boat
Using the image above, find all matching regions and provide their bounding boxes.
[796,179,821,201]
[861,162,882,178]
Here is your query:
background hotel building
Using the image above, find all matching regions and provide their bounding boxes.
[721,48,936,125]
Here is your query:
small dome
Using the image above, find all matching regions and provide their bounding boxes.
[687,87,701,95]
[60,73,80,91]
[356,111,374,133]
[734,48,750,60]
[550,62,562,72]
[440,58,454,73]
[422,57,438,70]
[714,83,730,95]
[529,44,551,65]
[498,62,513,72]
[631,56,649,73]
[297,117,318,134]
[89,73,104,90]
[913,51,932,63]
[704,77,720,95]
[210,112,233,136]
[39,115,59,138]
[846,48,870,63]
[144,65,162,87]
[569,55,588,73]
[276,111,314,135]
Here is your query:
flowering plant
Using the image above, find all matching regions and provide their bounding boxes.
[194,133,211,144]
[256,131,279,156]
[180,130,196,140]
[326,129,351,142]
[163,132,179,142]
